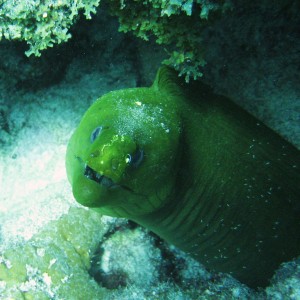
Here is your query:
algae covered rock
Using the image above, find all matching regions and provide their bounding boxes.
[0,207,107,299]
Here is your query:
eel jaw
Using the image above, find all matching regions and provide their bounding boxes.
[84,164,118,189]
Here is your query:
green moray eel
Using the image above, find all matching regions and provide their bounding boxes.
[66,67,300,288]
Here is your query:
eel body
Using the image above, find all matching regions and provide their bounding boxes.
[66,67,300,288]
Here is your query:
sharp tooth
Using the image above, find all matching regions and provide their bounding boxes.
[84,165,122,189]
[84,165,106,184]
[96,173,103,182]
[101,176,114,188]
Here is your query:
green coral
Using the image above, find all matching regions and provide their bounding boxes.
[0,0,101,56]
[108,0,231,81]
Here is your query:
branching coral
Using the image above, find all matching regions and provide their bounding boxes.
[0,0,231,80]
[108,0,231,80]
[0,0,101,56]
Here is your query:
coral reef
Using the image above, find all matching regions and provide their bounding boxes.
[108,0,231,81]
[0,0,230,80]
[1,0,299,82]
[110,0,231,81]
[0,0,101,56]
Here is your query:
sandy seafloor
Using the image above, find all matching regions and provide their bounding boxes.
[0,4,300,300]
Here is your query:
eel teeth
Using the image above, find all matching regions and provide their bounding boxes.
[84,165,115,188]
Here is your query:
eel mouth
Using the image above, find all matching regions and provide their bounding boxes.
[84,165,133,192]
[84,165,117,188]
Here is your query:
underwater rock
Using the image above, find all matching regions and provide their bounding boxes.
[0,207,107,298]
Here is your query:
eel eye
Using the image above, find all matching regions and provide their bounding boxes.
[127,149,144,168]
[125,154,132,164]
[90,126,103,143]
